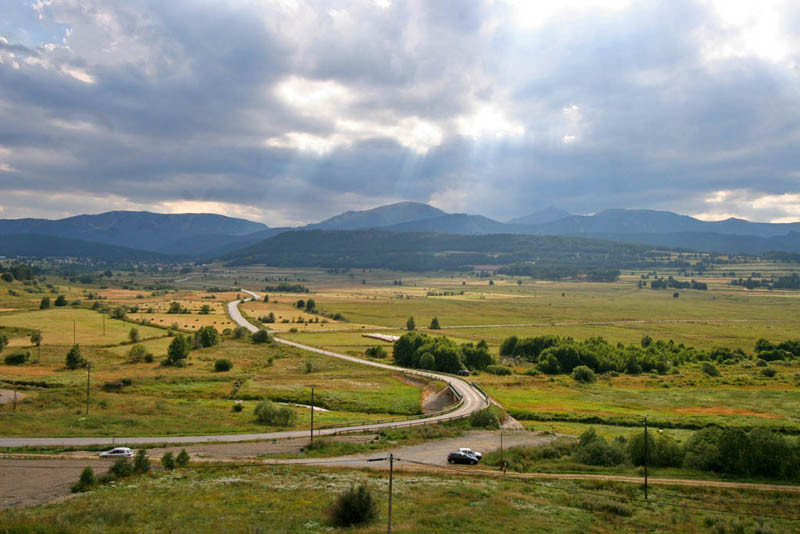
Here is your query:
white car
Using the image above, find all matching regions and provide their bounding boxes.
[458,448,482,460]
[99,447,134,458]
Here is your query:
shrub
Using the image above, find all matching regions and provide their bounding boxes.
[701,362,720,377]
[254,399,297,426]
[4,351,30,365]
[485,364,512,375]
[176,449,190,467]
[251,329,271,344]
[328,483,378,527]
[232,402,243,412]
[71,466,96,493]
[761,367,777,378]
[571,365,596,383]
[39,296,51,309]
[304,361,314,373]
[233,326,249,339]
[755,358,768,367]
[365,346,387,358]
[195,326,220,348]
[574,429,625,466]
[128,327,140,343]
[143,353,154,363]
[164,335,190,366]
[110,457,134,478]
[469,406,502,429]
[161,452,176,470]
[429,317,441,329]
[127,344,151,363]
[215,359,233,372]
[133,448,150,473]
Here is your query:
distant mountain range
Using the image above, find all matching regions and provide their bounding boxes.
[2,201,800,262]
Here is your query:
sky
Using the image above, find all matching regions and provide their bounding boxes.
[1,0,799,226]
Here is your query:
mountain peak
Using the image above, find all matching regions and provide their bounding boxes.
[506,206,571,225]
[308,201,446,230]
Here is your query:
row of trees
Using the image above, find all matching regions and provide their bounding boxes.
[649,276,707,290]
[498,334,790,376]
[731,272,800,290]
[392,333,494,373]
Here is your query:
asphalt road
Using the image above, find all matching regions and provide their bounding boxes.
[0,291,488,448]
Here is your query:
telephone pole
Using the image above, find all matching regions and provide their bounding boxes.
[500,429,505,473]
[644,415,648,500]
[85,362,91,416]
[73,319,76,345]
[387,453,394,534]
[310,385,315,443]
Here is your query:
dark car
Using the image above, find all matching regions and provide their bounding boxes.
[456,369,470,377]
[447,451,479,465]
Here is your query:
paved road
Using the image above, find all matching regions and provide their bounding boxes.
[0,291,487,448]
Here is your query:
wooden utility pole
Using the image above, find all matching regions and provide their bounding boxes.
[73,319,76,345]
[387,453,394,534]
[310,385,315,443]
[85,362,91,416]
[644,415,648,500]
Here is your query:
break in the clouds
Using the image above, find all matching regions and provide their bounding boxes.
[1,0,799,225]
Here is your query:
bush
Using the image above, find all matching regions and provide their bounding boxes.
[4,351,30,365]
[485,364,512,375]
[71,466,97,493]
[176,449,190,467]
[251,329,271,344]
[761,367,777,378]
[127,344,151,363]
[215,359,233,372]
[574,429,625,466]
[144,353,154,363]
[254,399,297,426]
[232,402,243,412]
[133,448,150,473]
[110,457,134,478]
[328,483,378,527]
[429,317,441,329]
[128,327,140,343]
[571,365,596,383]
[161,452,176,470]
[304,361,314,373]
[164,335,190,366]
[195,326,220,348]
[755,358,768,367]
[365,346,387,358]
[701,362,720,377]
[469,406,502,429]
[39,296,51,309]
[233,326,249,339]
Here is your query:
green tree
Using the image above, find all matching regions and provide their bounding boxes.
[127,344,150,363]
[167,301,182,314]
[254,399,296,426]
[0,334,7,352]
[194,326,220,348]
[176,449,190,467]
[263,294,269,303]
[296,299,305,309]
[251,329,271,344]
[30,331,42,347]
[429,317,441,329]
[54,295,67,307]
[71,466,96,493]
[406,316,416,331]
[305,298,316,312]
[65,344,86,369]
[161,452,176,470]
[128,327,140,343]
[133,448,150,473]
[39,296,51,309]
[199,304,211,314]
[165,335,190,366]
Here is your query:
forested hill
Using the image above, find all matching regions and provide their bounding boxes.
[0,234,171,261]
[224,229,666,271]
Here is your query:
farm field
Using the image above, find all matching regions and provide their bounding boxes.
[2,463,798,533]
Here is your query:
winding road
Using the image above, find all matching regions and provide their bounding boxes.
[0,291,488,448]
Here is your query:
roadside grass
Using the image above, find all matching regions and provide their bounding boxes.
[2,464,799,533]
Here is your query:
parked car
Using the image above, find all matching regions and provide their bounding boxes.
[447,451,479,465]
[458,447,482,460]
[99,447,134,458]
[456,369,470,377]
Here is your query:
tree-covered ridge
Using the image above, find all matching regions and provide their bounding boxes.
[226,229,673,271]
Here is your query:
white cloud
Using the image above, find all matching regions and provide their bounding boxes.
[455,105,524,140]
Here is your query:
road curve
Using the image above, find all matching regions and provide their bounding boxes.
[0,292,488,448]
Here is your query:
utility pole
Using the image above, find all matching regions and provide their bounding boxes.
[387,453,394,534]
[500,429,505,473]
[644,415,648,500]
[103,315,105,337]
[86,362,91,416]
[73,319,76,345]
[13,387,17,412]
[310,385,315,444]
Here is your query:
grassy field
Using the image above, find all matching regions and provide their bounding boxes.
[2,463,798,533]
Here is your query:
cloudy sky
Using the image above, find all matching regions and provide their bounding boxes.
[1,0,799,226]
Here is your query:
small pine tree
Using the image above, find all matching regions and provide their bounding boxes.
[176,449,190,467]
[406,316,416,331]
[65,344,85,369]
[161,452,176,470]
[134,448,150,473]
[429,317,441,330]
[72,466,96,493]
[328,483,378,527]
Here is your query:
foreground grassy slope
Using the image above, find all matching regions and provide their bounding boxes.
[2,464,798,533]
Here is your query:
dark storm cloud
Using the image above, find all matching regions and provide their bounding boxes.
[1,0,799,224]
